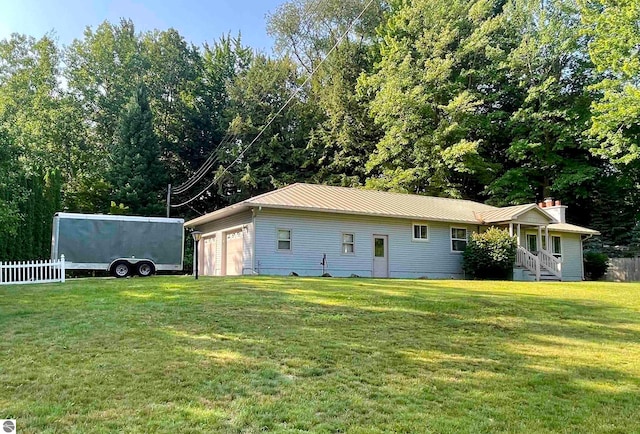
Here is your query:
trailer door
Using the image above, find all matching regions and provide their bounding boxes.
[225,230,243,276]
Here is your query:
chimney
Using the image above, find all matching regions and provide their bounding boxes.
[544,197,554,208]
[538,201,545,208]
[543,199,567,223]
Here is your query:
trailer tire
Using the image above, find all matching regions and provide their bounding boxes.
[136,261,155,277]
[111,261,131,278]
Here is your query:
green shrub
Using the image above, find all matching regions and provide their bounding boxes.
[463,227,517,279]
[584,251,609,280]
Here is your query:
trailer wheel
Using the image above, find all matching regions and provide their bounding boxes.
[136,261,155,277]
[111,261,131,278]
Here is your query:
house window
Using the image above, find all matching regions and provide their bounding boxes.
[374,238,385,257]
[528,234,560,257]
[451,227,468,252]
[412,223,429,241]
[277,229,291,251]
[551,235,561,258]
[342,233,355,254]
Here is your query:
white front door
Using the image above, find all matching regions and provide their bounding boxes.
[372,235,388,278]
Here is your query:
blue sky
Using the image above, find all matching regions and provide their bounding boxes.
[0,0,285,52]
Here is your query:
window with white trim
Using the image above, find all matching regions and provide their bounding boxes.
[342,233,355,254]
[550,235,561,258]
[412,223,429,241]
[277,229,291,251]
[451,227,468,252]
[538,234,561,257]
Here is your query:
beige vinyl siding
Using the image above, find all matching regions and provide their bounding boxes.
[193,210,253,276]
[254,208,477,278]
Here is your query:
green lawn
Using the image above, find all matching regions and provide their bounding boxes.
[1,277,639,433]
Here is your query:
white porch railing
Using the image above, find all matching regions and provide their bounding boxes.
[517,246,540,281]
[0,255,65,285]
[516,247,561,281]
[538,250,562,279]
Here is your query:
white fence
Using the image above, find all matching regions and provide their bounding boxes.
[0,255,65,285]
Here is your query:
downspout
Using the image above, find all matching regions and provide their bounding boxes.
[251,207,257,274]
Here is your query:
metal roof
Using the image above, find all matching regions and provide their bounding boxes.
[184,183,600,235]
[243,183,497,223]
[476,204,552,224]
[548,223,600,235]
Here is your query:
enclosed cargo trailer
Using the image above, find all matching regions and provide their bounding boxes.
[51,213,184,277]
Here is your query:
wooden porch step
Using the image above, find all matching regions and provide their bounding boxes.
[525,271,561,281]
[538,274,561,281]
[514,266,562,282]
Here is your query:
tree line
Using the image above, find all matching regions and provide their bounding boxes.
[0,0,639,260]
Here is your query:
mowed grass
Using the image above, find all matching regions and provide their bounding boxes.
[1,277,640,433]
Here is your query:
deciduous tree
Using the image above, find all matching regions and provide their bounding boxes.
[361,0,509,197]
[580,0,640,164]
[108,85,167,215]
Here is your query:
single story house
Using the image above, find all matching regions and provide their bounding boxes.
[184,183,599,281]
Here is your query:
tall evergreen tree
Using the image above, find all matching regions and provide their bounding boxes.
[0,128,22,247]
[108,84,167,216]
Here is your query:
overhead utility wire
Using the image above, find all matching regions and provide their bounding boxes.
[171,0,375,208]
[172,131,233,194]
[172,0,324,198]
[172,155,216,195]
[171,131,238,195]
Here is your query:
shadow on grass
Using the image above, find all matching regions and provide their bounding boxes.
[144,278,640,431]
[1,276,640,432]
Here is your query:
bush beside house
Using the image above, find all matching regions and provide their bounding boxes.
[463,228,517,280]
[584,251,609,280]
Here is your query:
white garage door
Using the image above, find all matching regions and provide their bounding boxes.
[225,230,243,276]
[200,235,216,276]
